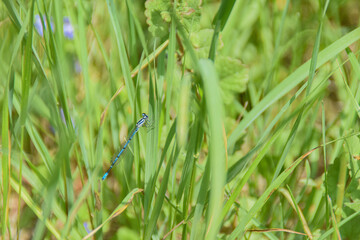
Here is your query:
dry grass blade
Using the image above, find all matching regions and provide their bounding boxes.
[328,195,342,240]
[247,228,307,236]
[100,85,124,126]
[278,188,313,239]
[162,220,185,240]
[131,40,169,78]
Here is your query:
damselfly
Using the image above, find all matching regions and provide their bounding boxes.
[102,113,150,181]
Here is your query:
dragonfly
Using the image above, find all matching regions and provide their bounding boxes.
[102,113,150,181]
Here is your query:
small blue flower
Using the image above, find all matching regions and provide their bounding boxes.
[74,60,82,73]
[34,14,74,40]
[63,17,74,39]
[34,14,44,37]
[83,222,91,234]
[49,17,55,33]
[60,107,76,129]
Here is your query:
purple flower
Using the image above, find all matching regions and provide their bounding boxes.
[49,17,55,32]
[83,222,91,234]
[74,60,82,73]
[49,107,77,135]
[34,14,74,40]
[60,107,75,129]
[63,17,74,39]
[34,14,45,37]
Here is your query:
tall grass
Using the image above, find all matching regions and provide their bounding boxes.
[1,0,360,239]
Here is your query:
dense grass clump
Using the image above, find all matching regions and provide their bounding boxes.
[1,0,360,239]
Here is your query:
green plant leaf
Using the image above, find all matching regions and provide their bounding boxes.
[215,55,249,104]
[145,0,201,38]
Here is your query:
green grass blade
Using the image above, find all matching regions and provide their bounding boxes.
[212,0,236,31]
[106,0,135,107]
[84,188,144,239]
[19,0,35,126]
[227,82,308,183]
[322,101,330,229]
[220,130,281,224]
[177,120,201,203]
[2,1,360,239]
[264,0,290,92]
[176,75,191,148]
[209,0,236,60]
[145,145,176,240]
[272,0,328,181]
[271,109,304,182]
[10,177,62,239]
[62,162,101,238]
[32,159,61,240]
[318,208,360,240]
[125,0,149,56]
[165,17,176,127]
[229,147,319,239]
[189,161,210,240]
[227,26,360,150]
[1,62,11,240]
[339,64,360,119]
[198,59,226,239]
[144,70,160,229]
[2,0,48,80]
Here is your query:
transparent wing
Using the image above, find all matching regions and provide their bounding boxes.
[144,116,154,131]
[102,116,152,180]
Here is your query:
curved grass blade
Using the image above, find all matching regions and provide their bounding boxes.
[198,59,226,239]
[220,130,282,225]
[228,147,320,240]
[227,26,360,150]
[106,0,135,107]
[318,208,360,240]
[83,188,143,240]
[145,144,177,240]
[10,177,62,239]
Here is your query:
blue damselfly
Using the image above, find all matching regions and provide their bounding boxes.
[102,113,150,180]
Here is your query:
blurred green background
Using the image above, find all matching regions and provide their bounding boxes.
[1,0,360,239]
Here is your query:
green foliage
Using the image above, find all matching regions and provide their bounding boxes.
[1,0,360,239]
[216,55,248,105]
[185,28,249,105]
[145,0,201,38]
